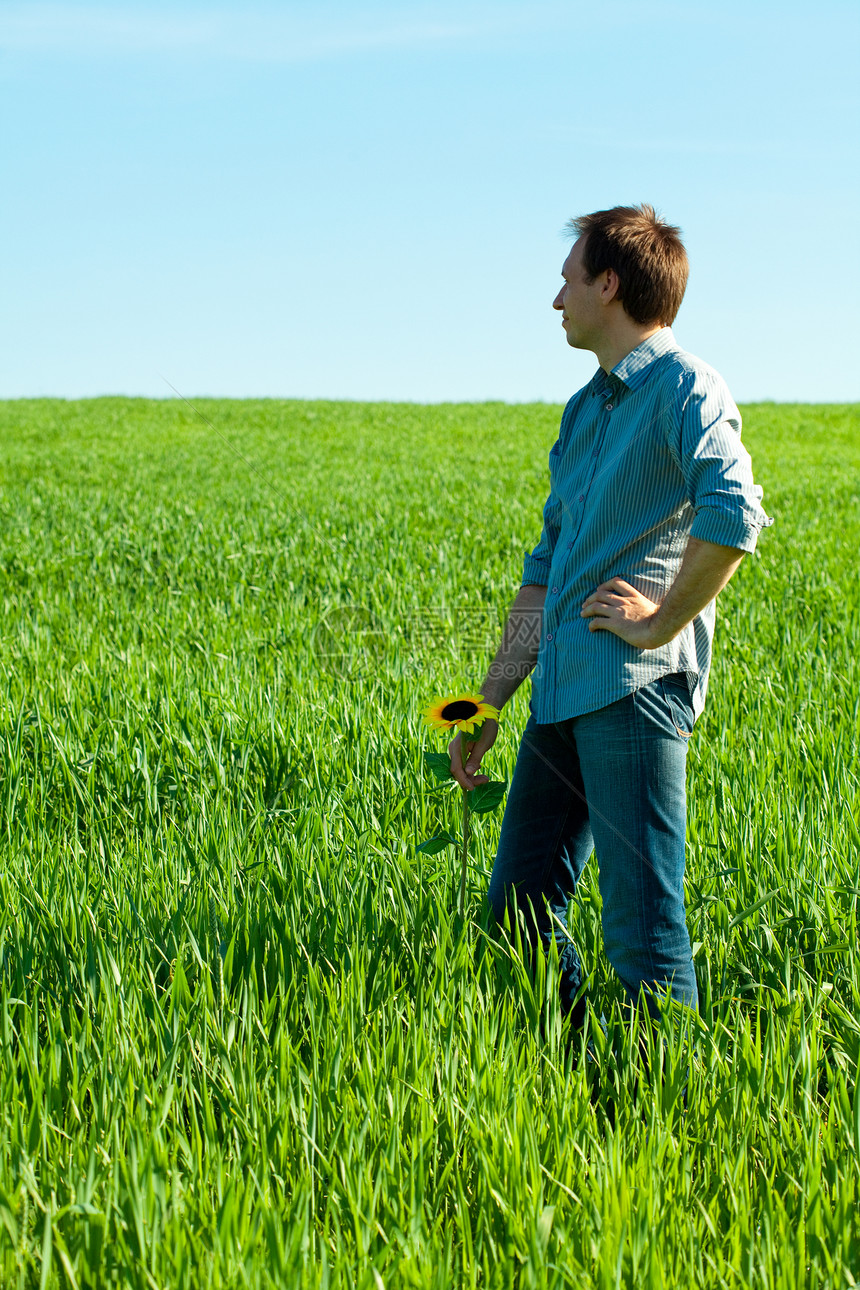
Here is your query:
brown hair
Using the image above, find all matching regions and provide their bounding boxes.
[566,204,689,326]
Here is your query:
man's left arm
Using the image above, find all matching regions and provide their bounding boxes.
[581,366,773,648]
[580,536,744,648]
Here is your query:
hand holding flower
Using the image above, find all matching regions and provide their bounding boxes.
[449,719,498,789]
[420,693,506,915]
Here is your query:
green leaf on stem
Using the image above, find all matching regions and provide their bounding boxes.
[468,780,507,814]
[416,833,459,855]
[423,751,453,782]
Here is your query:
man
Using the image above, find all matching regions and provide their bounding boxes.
[449,204,772,1033]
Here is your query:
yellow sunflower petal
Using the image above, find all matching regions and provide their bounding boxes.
[422,697,453,728]
[421,692,500,736]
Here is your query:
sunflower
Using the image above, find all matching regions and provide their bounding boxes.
[422,693,500,736]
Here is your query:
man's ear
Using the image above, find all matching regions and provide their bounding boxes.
[600,268,622,305]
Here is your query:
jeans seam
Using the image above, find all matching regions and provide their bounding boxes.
[537,796,579,907]
[526,721,578,901]
[500,722,583,942]
[631,686,659,986]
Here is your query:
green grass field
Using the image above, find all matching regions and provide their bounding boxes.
[0,397,858,1288]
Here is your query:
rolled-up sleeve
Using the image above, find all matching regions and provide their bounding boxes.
[522,482,562,586]
[670,369,774,554]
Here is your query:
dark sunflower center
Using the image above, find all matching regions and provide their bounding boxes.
[442,700,479,720]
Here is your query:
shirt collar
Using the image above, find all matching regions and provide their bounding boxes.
[608,327,679,392]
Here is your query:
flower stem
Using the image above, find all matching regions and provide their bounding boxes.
[457,787,471,916]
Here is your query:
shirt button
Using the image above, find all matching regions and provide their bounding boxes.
[546,633,553,641]
[551,586,558,593]
[578,494,584,502]
[567,541,573,548]
[605,402,613,411]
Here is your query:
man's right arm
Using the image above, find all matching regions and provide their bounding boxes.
[449,583,547,789]
[478,582,547,711]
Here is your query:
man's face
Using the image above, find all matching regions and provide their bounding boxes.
[553,236,601,350]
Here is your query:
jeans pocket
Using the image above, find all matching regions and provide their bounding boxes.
[659,673,694,740]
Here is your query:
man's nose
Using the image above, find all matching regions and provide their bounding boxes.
[552,290,564,310]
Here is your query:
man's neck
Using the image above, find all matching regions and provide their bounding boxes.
[595,323,665,375]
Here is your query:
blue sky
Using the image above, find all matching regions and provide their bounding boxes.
[2,0,858,403]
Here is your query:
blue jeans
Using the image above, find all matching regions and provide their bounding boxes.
[487,673,699,1020]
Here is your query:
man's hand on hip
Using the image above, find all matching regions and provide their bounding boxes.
[580,577,666,649]
[580,541,747,650]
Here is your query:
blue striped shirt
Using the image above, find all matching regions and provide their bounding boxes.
[521,328,773,725]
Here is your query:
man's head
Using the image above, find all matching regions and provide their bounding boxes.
[553,204,689,357]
